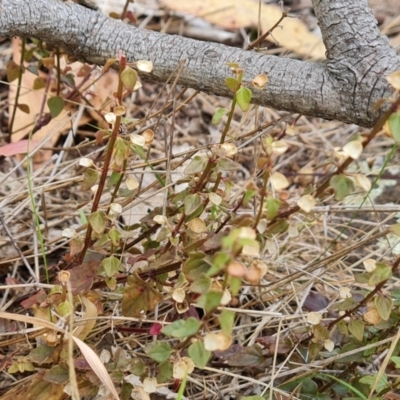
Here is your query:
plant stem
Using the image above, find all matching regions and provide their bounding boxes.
[79,55,127,263]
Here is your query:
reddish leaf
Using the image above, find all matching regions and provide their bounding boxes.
[21,289,48,309]
[0,140,40,157]
[69,260,101,295]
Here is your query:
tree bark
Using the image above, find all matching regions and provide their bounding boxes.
[0,0,399,127]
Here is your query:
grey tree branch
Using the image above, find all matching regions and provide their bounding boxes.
[0,0,399,127]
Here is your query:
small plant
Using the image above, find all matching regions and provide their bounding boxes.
[4,19,400,400]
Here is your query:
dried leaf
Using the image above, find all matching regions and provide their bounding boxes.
[122,274,162,317]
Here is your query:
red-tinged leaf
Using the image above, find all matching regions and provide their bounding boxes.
[122,273,162,317]
[0,140,40,157]
[125,10,136,23]
[17,103,30,114]
[69,237,84,257]
[69,259,101,295]
[20,289,48,309]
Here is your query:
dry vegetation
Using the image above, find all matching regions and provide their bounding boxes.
[2,1,400,400]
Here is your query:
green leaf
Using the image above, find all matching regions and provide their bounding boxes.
[121,382,134,400]
[105,276,117,290]
[188,341,211,369]
[337,320,349,336]
[190,274,211,294]
[157,360,173,383]
[206,251,230,277]
[122,273,163,317]
[182,254,210,280]
[101,255,121,277]
[335,297,359,311]
[29,344,56,364]
[236,86,252,111]
[56,300,74,317]
[88,211,107,234]
[266,218,289,234]
[374,294,392,320]
[47,96,65,118]
[225,77,238,91]
[114,137,130,166]
[184,194,202,216]
[388,112,400,142]
[81,168,99,191]
[145,341,172,363]
[219,310,235,335]
[184,155,208,175]
[212,108,229,125]
[216,157,240,171]
[108,171,122,187]
[161,317,202,338]
[241,397,264,400]
[229,276,242,295]
[120,66,138,91]
[266,196,281,219]
[368,262,392,286]
[348,319,364,341]
[359,373,389,394]
[196,290,222,314]
[43,364,69,384]
[389,223,400,236]
[329,175,355,200]
[227,345,264,367]
[300,378,318,396]
[390,355,400,368]
[243,189,256,207]
[108,227,121,247]
[313,324,329,341]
